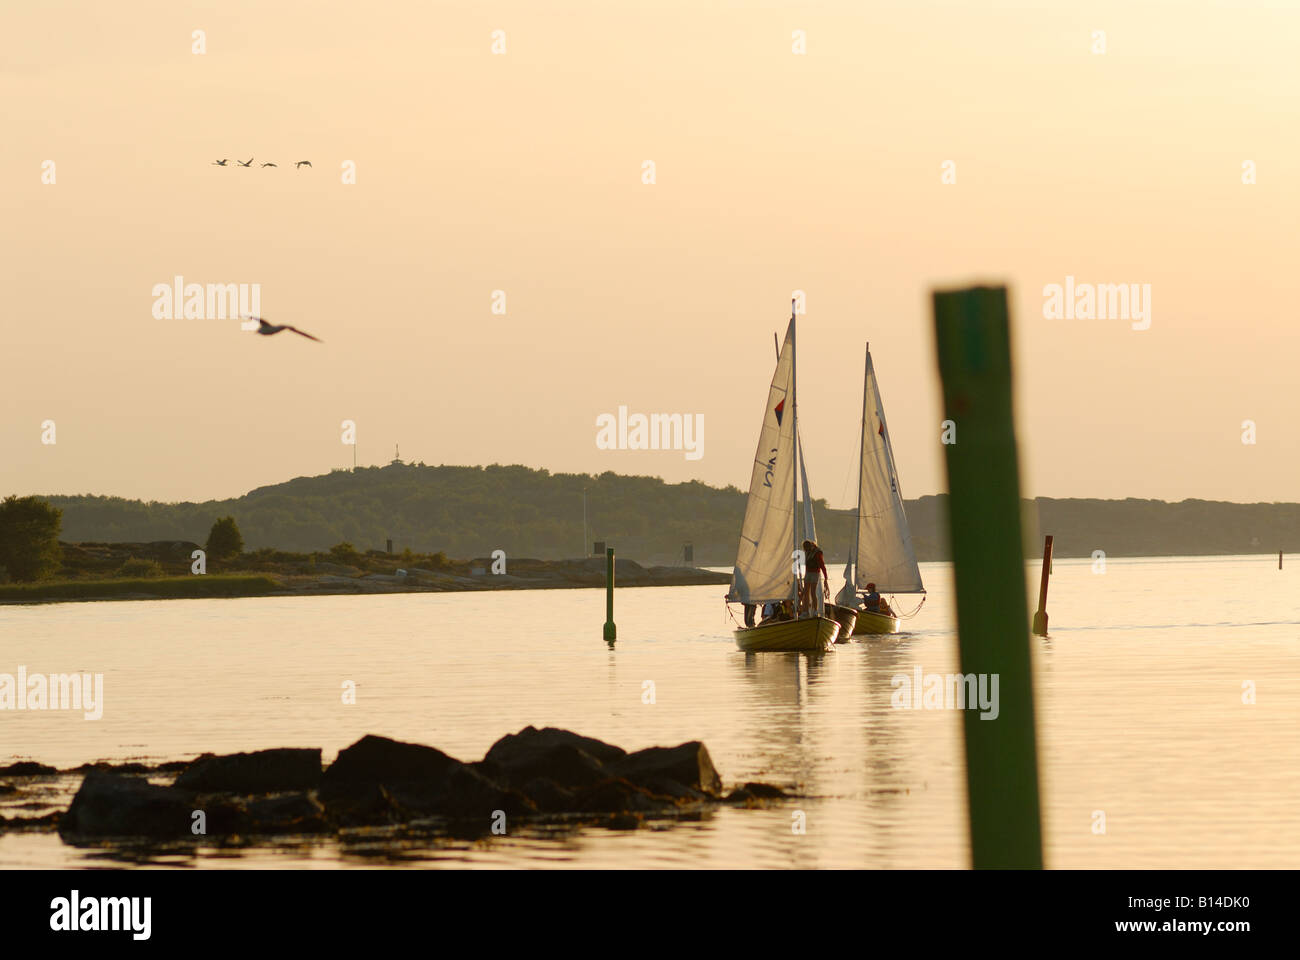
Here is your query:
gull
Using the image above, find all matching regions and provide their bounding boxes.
[212,158,229,166]
[260,162,277,167]
[295,160,312,169]
[242,315,323,342]
[236,157,253,167]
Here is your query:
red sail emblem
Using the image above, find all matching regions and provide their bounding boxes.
[774,399,785,425]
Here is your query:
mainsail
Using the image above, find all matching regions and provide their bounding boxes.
[728,318,797,604]
[851,346,924,594]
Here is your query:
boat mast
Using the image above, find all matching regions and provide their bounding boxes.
[790,299,800,605]
[855,344,869,590]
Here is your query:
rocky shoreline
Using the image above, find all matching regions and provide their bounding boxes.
[0,727,788,843]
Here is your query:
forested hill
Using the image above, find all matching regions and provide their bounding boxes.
[39,463,1299,564]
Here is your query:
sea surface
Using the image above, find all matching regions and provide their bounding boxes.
[1,555,1296,869]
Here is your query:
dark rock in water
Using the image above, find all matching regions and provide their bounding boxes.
[0,811,61,832]
[725,782,788,804]
[520,777,577,814]
[606,742,723,797]
[244,793,329,834]
[72,761,152,775]
[0,761,56,777]
[320,782,414,828]
[59,770,194,837]
[322,735,460,789]
[175,748,322,794]
[486,741,610,792]
[430,765,536,819]
[486,726,627,768]
[573,778,665,814]
[634,776,709,803]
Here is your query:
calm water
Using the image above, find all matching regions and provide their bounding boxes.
[1,556,1297,869]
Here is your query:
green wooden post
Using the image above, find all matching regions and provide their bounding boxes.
[603,547,617,642]
[933,285,1043,869]
[1032,535,1053,636]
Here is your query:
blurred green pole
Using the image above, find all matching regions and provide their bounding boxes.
[603,548,617,642]
[933,285,1043,869]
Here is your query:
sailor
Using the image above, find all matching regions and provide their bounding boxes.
[799,539,829,614]
[862,582,881,612]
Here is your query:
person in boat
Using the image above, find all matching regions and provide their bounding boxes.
[743,603,756,628]
[862,583,894,618]
[799,539,829,614]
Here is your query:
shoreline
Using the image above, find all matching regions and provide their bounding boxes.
[0,561,732,605]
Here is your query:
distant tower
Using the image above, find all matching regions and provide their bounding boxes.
[390,444,403,466]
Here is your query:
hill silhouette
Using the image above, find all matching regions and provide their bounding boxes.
[38,463,1298,565]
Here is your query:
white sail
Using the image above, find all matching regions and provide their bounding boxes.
[853,346,924,594]
[729,318,797,605]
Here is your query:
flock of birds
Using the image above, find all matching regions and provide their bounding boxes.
[212,158,312,168]
[207,160,320,342]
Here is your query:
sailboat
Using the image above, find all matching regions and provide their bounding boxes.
[836,344,925,634]
[727,305,841,652]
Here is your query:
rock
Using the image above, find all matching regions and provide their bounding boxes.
[322,736,460,789]
[319,782,413,828]
[59,770,194,837]
[485,726,627,768]
[484,742,609,792]
[72,761,151,775]
[572,777,664,814]
[606,742,723,797]
[431,765,536,819]
[0,761,56,777]
[174,748,322,794]
[520,777,577,814]
[244,793,329,834]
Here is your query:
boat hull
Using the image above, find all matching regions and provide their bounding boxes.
[852,608,902,635]
[734,616,840,652]
[825,603,859,643]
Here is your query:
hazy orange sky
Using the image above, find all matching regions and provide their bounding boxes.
[3,0,1297,507]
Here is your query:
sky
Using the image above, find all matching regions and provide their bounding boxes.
[3,0,1298,508]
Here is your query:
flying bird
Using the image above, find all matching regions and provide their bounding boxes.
[242,315,323,343]
[260,162,277,167]
[236,157,253,167]
[212,159,229,166]
[295,160,312,169]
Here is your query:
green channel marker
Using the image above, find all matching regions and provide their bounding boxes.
[933,285,1043,870]
[603,547,617,642]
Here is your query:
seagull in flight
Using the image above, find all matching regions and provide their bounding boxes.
[260,162,277,167]
[242,315,323,342]
[295,160,312,169]
[212,158,230,166]
[236,157,254,167]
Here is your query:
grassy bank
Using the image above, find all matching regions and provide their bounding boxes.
[0,574,280,603]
